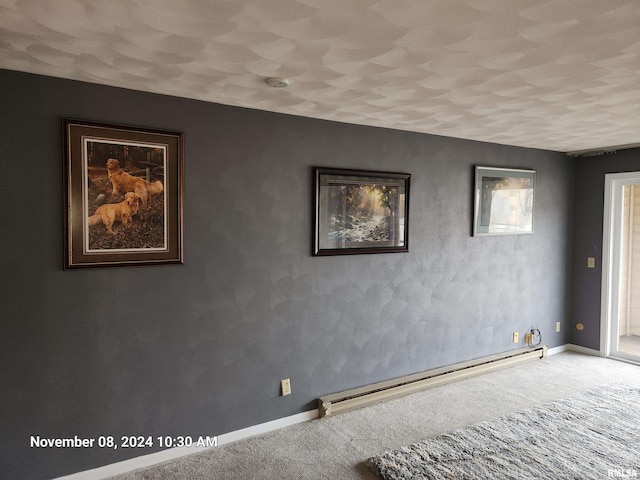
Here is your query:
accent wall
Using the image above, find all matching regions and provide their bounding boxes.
[1,68,573,479]
[571,149,640,349]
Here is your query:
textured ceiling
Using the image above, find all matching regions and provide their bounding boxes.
[1,0,639,153]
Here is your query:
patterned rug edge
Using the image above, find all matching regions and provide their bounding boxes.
[365,384,640,480]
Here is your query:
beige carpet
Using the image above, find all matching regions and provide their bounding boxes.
[109,352,640,480]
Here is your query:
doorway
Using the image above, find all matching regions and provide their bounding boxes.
[602,172,640,364]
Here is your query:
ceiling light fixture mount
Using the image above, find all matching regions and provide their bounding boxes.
[265,77,289,88]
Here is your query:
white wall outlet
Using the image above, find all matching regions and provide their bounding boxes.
[587,257,596,268]
[513,332,519,343]
[556,322,561,332]
[281,378,292,396]
[525,332,533,344]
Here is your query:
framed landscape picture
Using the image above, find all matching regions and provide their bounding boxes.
[473,166,535,236]
[64,119,183,268]
[313,167,410,256]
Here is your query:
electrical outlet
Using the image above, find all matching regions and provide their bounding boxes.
[281,378,291,396]
[587,257,596,268]
[513,332,519,343]
[556,322,561,332]
[525,332,533,344]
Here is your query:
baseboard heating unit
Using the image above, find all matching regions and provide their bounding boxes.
[318,345,547,417]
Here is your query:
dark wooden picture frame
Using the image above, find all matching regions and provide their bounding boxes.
[64,119,184,268]
[473,166,535,236]
[313,167,410,256]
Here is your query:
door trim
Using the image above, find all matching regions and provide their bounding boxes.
[601,171,640,362]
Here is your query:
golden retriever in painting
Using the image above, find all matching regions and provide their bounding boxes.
[88,192,141,234]
[106,158,163,208]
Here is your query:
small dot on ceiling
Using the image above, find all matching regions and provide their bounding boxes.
[265,77,289,88]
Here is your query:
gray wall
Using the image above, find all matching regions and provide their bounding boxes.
[1,69,573,479]
[571,149,640,349]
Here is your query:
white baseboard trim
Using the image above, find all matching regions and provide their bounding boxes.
[53,409,319,480]
[217,409,318,446]
[566,343,602,356]
[546,344,569,355]
[547,343,602,357]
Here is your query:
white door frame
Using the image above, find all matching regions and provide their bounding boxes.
[601,171,640,362]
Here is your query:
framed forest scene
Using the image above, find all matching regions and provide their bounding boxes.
[313,167,410,256]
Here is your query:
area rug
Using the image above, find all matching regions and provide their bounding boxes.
[367,385,640,480]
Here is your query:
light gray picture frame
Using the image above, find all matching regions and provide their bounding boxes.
[473,166,536,236]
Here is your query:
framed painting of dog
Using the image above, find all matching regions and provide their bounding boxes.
[64,119,183,268]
